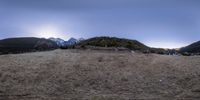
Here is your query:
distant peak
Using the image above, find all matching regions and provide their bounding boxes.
[78,38,85,41]
[68,37,77,40]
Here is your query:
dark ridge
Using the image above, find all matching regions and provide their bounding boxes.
[0,37,58,54]
[179,41,200,54]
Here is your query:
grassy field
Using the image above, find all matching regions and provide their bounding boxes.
[0,49,200,100]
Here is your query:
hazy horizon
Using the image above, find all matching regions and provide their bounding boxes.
[1,0,200,48]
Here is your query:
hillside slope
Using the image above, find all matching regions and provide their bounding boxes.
[180,41,200,53]
[77,37,149,51]
[0,37,58,54]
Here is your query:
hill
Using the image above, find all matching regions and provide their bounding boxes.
[0,37,58,54]
[77,37,150,51]
[179,41,200,54]
[75,36,176,54]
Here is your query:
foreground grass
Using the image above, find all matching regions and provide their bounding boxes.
[0,49,200,100]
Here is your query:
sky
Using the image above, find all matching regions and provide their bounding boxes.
[0,0,200,48]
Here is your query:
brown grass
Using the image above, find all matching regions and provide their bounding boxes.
[0,49,200,100]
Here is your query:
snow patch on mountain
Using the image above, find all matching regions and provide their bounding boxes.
[49,37,84,47]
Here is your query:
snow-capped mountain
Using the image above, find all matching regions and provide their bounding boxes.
[78,38,85,42]
[49,37,83,47]
[65,38,78,45]
[49,38,66,46]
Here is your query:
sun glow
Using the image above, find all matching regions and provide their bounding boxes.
[34,25,67,39]
[145,41,187,49]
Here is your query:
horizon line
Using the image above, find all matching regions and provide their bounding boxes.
[0,36,194,49]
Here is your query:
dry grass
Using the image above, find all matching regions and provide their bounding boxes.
[0,49,200,100]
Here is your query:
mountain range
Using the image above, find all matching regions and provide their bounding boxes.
[0,36,200,55]
[49,37,84,47]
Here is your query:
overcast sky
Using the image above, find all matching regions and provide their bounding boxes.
[0,0,200,48]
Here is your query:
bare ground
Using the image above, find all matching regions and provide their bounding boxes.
[0,49,200,100]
